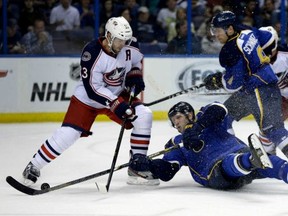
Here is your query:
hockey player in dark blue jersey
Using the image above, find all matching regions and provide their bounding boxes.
[148,101,288,190]
[203,11,288,158]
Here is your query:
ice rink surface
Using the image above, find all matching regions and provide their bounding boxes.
[1,120,288,216]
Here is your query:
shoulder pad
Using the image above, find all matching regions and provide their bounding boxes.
[81,39,102,62]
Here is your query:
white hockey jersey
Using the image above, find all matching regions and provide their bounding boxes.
[272,51,288,98]
[74,37,143,109]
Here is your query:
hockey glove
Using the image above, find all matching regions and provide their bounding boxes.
[125,68,145,96]
[110,97,137,122]
[278,70,288,89]
[182,123,204,151]
[203,72,223,90]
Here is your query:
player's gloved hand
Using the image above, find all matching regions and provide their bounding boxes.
[278,71,288,89]
[182,123,204,151]
[125,67,145,96]
[203,72,223,90]
[110,97,137,122]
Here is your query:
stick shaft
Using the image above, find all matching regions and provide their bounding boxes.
[143,84,205,107]
[105,87,135,191]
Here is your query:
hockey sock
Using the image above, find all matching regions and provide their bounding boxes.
[279,162,288,183]
[130,105,152,155]
[222,153,251,178]
[130,128,150,155]
[256,155,288,183]
[31,127,81,169]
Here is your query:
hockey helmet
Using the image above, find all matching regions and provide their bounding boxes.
[211,10,236,34]
[259,26,278,57]
[168,101,195,126]
[105,16,133,41]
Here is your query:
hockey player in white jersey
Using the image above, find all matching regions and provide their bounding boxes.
[22,16,159,186]
[256,28,288,154]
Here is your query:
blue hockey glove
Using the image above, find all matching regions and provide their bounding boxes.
[125,68,145,96]
[203,72,223,90]
[182,123,204,151]
[110,97,137,121]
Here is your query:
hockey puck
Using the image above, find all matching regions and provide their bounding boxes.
[41,183,50,190]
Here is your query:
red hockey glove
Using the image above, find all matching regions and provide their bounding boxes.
[125,68,145,96]
[110,97,137,121]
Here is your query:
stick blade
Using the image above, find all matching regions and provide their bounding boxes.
[95,182,108,193]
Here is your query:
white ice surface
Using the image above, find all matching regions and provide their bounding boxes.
[1,120,288,216]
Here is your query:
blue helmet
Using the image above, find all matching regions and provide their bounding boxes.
[168,101,195,126]
[211,11,236,29]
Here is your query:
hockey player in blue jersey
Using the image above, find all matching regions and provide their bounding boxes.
[203,11,288,158]
[148,101,288,189]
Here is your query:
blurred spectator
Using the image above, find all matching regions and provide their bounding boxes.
[238,0,262,28]
[196,5,223,39]
[146,0,161,18]
[99,0,113,36]
[20,19,55,54]
[179,0,206,31]
[167,7,195,43]
[18,0,45,35]
[136,6,159,43]
[200,19,223,54]
[50,0,80,31]
[156,0,177,33]
[123,0,139,19]
[165,20,201,54]
[3,18,25,54]
[74,0,95,30]
[0,0,16,29]
[37,0,57,27]
[261,0,280,26]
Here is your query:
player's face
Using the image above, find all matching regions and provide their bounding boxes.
[170,113,192,133]
[111,37,126,54]
[212,27,228,44]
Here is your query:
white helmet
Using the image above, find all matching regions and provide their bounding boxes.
[259,26,278,56]
[105,16,133,41]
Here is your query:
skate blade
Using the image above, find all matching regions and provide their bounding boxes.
[250,134,273,169]
[127,176,160,186]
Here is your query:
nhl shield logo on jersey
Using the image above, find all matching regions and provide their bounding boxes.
[103,67,126,86]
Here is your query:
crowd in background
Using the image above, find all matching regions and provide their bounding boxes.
[0,0,287,55]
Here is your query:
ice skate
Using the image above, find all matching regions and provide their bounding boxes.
[22,162,40,184]
[248,134,273,169]
[127,153,160,186]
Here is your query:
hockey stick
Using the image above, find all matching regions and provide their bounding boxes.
[6,144,183,195]
[103,87,136,192]
[143,83,205,107]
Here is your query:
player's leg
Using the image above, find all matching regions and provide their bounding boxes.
[256,155,288,183]
[221,134,272,178]
[251,86,288,157]
[23,96,97,184]
[127,104,159,185]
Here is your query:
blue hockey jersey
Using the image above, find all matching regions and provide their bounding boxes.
[219,28,278,92]
[163,103,248,186]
